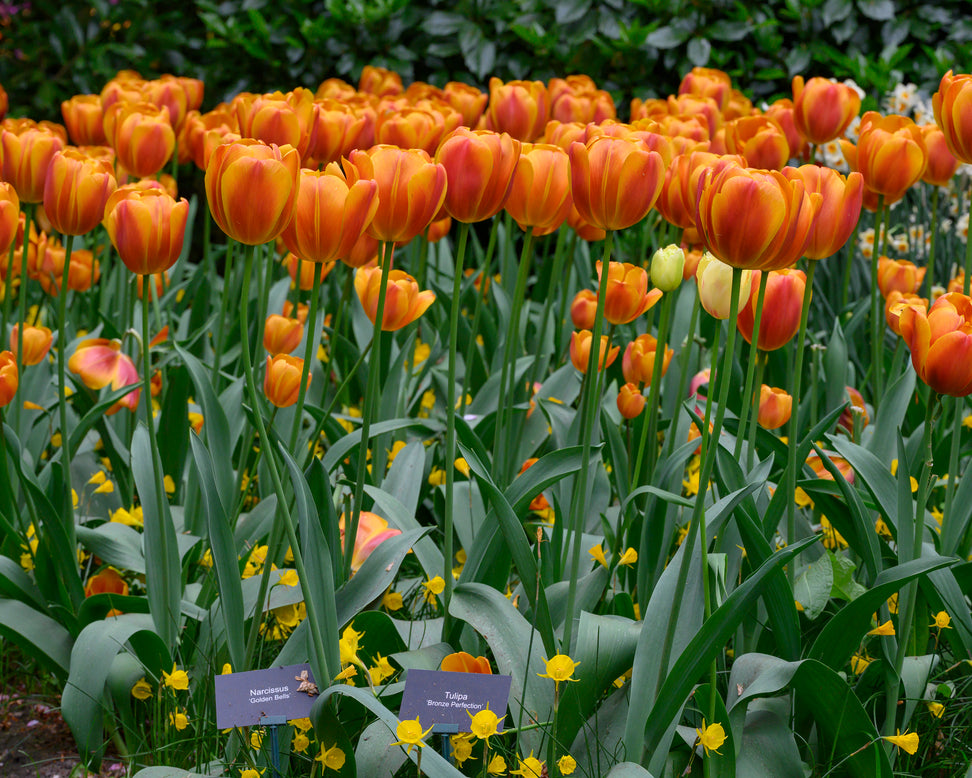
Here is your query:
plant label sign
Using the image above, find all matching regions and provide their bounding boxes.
[399,670,512,733]
[214,663,319,728]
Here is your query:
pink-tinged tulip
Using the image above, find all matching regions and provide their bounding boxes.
[280,163,378,264]
[668,94,723,137]
[443,82,488,128]
[374,103,460,157]
[696,251,753,320]
[143,76,190,131]
[315,78,356,101]
[723,115,790,170]
[656,152,743,232]
[68,339,140,414]
[696,164,821,270]
[358,66,403,98]
[548,75,616,124]
[678,67,731,111]
[263,314,304,355]
[205,139,301,245]
[306,99,368,165]
[596,260,663,325]
[503,143,572,234]
[757,385,792,429]
[436,128,520,224]
[736,268,806,351]
[9,324,53,366]
[0,350,17,407]
[764,98,810,162]
[932,70,972,164]
[103,101,176,179]
[837,386,870,433]
[920,124,960,187]
[622,333,673,386]
[543,120,587,150]
[617,382,646,419]
[570,329,618,373]
[104,187,189,275]
[568,136,665,231]
[484,77,549,142]
[1,126,65,203]
[781,165,863,260]
[43,148,117,236]
[840,112,927,202]
[339,511,402,572]
[0,182,19,254]
[263,353,308,407]
[343,145,447,244]
[61,94,108,146]
[898,292,972,396]
[570,289,598,330]
[355,266,435,331]
[877,257,925,299]
[792,76,861,145]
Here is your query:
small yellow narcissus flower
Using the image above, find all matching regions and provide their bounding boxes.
[618,547,638,566]
[292,731,310,753]
[314,744,346,770]
[557,753,577,774]
[487,753,507,774]
[538,654,580,687]
[162,663,189,691]
[883,730,919,755]
[240,769,265,778]
[589,544,609,568]
[422,575,445,604]
[168,709,188,730]
[391,717,433,754]
[468,705,502,742]
[867,620,895,636]
[382,590,403,611]
[131,678,153,700]
[930,611,951,630]
[927,701,945,718]
[510,752,545,777]
[696,719,726,755]
[450,733,474,766]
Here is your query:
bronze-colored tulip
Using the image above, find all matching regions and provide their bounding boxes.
[570,289,598,330]
[104,187,189,275]
[440,651,492,674]
[280,163,378,264]
[548,75,616,124]
[504,143,572,234]
[569,135,665,231]
[10,324,52,366]
[764,98,810,162]
[484,77,549,142]
[358,66,403,98]
[757,385,792,429]
[781,165,863,260]
[264,353,309,408]
[355,266,435,331]
[284,252,334,290]
[877,257,925,298]
[61,94,108,146]
[885,290,927,336]
[736,268,806,351]
[597,260,663,325]
[932,70,972,164]
[1,126,65,203]
[899,292,972,396]
[570,329,618,373]
[143,76,189,131]
[0,350,18,407]
[436,128,520,223]
[617,382,646,419]
[656,151,742,231]
[443,82,488,128]
[0,182,19,254]
[678,67,731,111]
[622,333,673,386]
[307,99,368,165]
[43,148,117,236]
[566,202,606,242]
[840,112,926,201]
[792,76,861,145]
[182,106,239,171]
[374,104,460,156]
[723,115,790,170]
[343,145,447,245]
[206,139,301,245]
[263,314,304,356]
[103,101,176,178]
[920,124,960,187]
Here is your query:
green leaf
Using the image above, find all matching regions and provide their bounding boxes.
[735,709,810,777]
[646,24,688,48]
[792,553,833,620]
[857,0,895,21]
[865,367,915,462]
[322,417,442,473]
[605,764,657,777]
[364,485,443,580]
[687,37,711,66]
[0,598,72,678]
[691,684,735,776]
[830,436,899,537]
[0,555,45,610]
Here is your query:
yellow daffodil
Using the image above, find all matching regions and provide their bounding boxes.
[468,705,502,742]
[131,678,153,700]
[927,701,945,718]
[315,745,346,770]
[510,752,545,777]
[422,575,445,605]
[382,590,403,611]
[618,547,638,566]
[168,710,188,730]
[589,544,609,568]
[162,663,189,691]
[538,654,580,687]
[883,730,919,755]
[695,719,726,756]
[557,754,577,774]
[487,754,507,774]
[867,620,895,636]
[450,733,473,766]
[930,611,951,630]
[391,717,433,754]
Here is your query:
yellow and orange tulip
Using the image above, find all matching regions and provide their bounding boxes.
[841,112,926,202]
[898,292,972,396]
[61,94,108,146]
[932,70,972,164]
[484,77,549,142]
[617,382,646,419]
[0,182,19,255]
[622,333,673,386]
[103,101,176,179]
[877,257,925,298]
[338,510,402,572]
[355,267,435,331]
[436,128,520,224]
[104,187,189,275]
[9,324,53,366]
[0,350,17,407]
[504,143,572,234]
[263,314,304,356]
[570,329,618,373]
[791,76,861,145]
[736,268,806,351]
[781,165,863,260]
[42,148,117,236]
[597,260,663,325]
[1,126,65,203]
[757,385,792,430]
[264,353,309,408]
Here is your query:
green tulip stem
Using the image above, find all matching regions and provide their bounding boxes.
[443,221,470,628]
[459,216,500,416]
[840,218,859,313]
[239,243,331,684]
[346,241,394,579]
[745,352,767,471]
[289,264,322,453]
[785,260,817,585]
[632,288,674,490]
[2,240,16,335]
[734,270,768,460]
[211,238,235,386]
[257,241,275,362]
[871,196,886,407]
[528,225,568,390]
[56,233,75,540]
[666,292,701,458]
[924,187,939,296]
[942,395,964,554]
[14,202,35,435]
[562,229,614,653]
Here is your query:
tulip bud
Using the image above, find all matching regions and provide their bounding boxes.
[792,76,861,145]
[597,260,663,325]
[622,334,673,386]
[9,324,53,366]
[0,350,18,407]
[650,244,685,291]
[263,314,304,355]
[570,329,618,373]
[436,128,520,224]
[355,267,435,331]
[264,353,309,408]
[757,385,792,429]
[43,148,117,236]
[617,383,646,419]
[696,251,753,320]
[570,289,597,330]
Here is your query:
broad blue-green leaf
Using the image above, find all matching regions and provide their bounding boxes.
[792,554,834,620]
[735,709,804,778]
[77,523,145,574]
[0,555,45,609]
[606,764,656,777]
[322,418,442,473]
[865,367,914,461]
[0,598,72,677]
[364,485,443,580]
[381,440,425,516]
[830,436,899,535]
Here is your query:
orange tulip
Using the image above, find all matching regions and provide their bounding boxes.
[696,251,753,320]
[656,152,742,232]
[443,82,488,128]
[723,115,790,170]
[504,143,572,234]
[30,236,100,295]
[920,124,960,187]
[135,271,169,300]
[484,77,549,142]
[342,231,381,269]
[570,289,598,330]
[283,252,334,291]
[68,339,140,414]
[280,163,378,266]
[0,182,19,255]
[841,112,926,201]
[791,76,861,145]
[374,104,460,156]
[570,329,618,373]
[9,324,53,366]
[355,266,435,331]
[757,385,792,430]
[668,94,723,137]
[678,67,731,111]
[358,66,403,98]
[263,314,304,355]
[42,148,117,236]
[338,510,402,572]
[781,165,863,260]
[104,187,189,275]
[84,567,129,598]
[0,83,6,121]
[543,120,587,150]
[206,139,301,246]
[617,382,646,419]
[61,94,108,146]
[736,268,806,351]
[806,451,855,484]
[1,126,65,203]
[597,261,663,325]
[566,202,606,242]
[696,163,820,270]
[263,353,308,408]
[233,91,309,155]
[343,145,447,245]
[622,333,673,386]
[306,99,368,164]
[877,257,925,298]
[548,75,616,124]
[898,292,972,396]
[436,128,521,224]
[837,386,870,434]
[568,136,664,231]
[885,290,927,336]
[103,101,176,178]
[932,70,972,164]
[0,350,17,407]
[182,107,239,170]
[440,651,492,674]
[142,76,189,132]
[764,98,810,163]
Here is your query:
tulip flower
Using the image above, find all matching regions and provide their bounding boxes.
[9,324,53,366]
[233,91,308,154]
[764,98,810,162]
[338,511,402,572]
[263,314,304,355]
[61,94,108,146]
[696,163,820,270]
[440,652,492,674]
[736,268,806,351]
[548,75,616,124]
[1,126,65,203]
[622,333,673,386]
[104,187,189,275]
[678,67,731,111]
[280,163,379,264]
[569,329,618,373]
[723,115,791,170]
[436,128,520,223]
[932,70,972,164]
[143,76,191,131]
[781,165,863,260]
[263,353,309,408]
[484,77,549,142]
[443,81,488,128]
[68,338,141,414]
[696,251,753,320]
[617,382,646,419]
[504,143,572,234]
[0,350,17,407]
[42,148,117,236]
[837,386,870,434]
[206,139,301,245]
[920,124,960,187]
[343,145,447,245]
[283,252,334,291]
[898,292,972,396]
[877,257,925,298]
[656,152,740,232]
[358,65,403,97]
[306,99,368,165]
[650,244,685,292]
[570,289,598,330]
[568,135,665,231]
[597,261,662,325]
[375,104,459,156]
[30,237,100,295]
[84,567,129,598]
[840,112,927,202]
[791,76,861,145]
[103,101,176,179]
[885,291,927,336]
[0,182,19,255]
[355,267,435,331]
[757,385,792,429]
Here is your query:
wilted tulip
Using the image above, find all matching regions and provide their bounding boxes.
[263,353,308,408]
[436,128,520,224]
[9,324,53,365]
[898,292,972,396]
[736,268,806,351]
[0,350,17,407]
[792,76,861,145]
[504,143,572,234]
[757,385,792,429]
[103,101,176,178]
[68,339,140,414]
[932,70,972,164]
[570,329,618,373]
[1,126,65,203]
[263,314,304,355]
[696,251,753,320]
[43,148,117,236]
[104,187,189,275]
[484,77,549,142]
[622,333,673,386]
[355,267,435,331]
[617,382,646,419]
[597,260,663,325]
